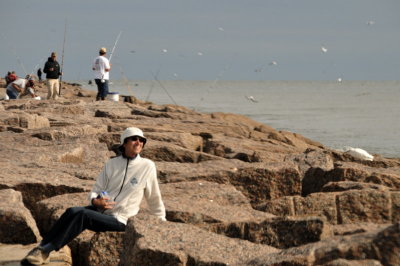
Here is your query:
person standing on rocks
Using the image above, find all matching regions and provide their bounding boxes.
[37,68,42,82]
[92,47,111,101]
[21,127,166,265]
[43,52,62,100]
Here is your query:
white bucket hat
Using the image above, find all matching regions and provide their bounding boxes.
[119,127,147,148]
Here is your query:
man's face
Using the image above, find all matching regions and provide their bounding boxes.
[123,136,145,156]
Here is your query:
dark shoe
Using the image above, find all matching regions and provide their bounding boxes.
[21,246,50,265]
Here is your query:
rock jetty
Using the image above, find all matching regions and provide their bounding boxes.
[0,80,399,265]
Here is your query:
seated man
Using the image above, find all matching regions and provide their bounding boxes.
[22,127,166,265]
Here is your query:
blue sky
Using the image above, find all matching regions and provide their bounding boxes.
[1,0,399,81]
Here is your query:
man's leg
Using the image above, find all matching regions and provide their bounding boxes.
[46,79,53,99]
[40,206,86,246]
[41,206,125,251]
[55,79,60,99]
[95,79,103,101]
[101,80,109,100]
[22,206,88,265]
[6,89,18,99]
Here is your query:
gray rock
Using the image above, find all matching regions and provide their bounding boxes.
[0,189,41,244]
[337,190,391,224]
[161,181,332,249]
[321,259,382,266]
[322,181,392,192]
[246,223,400,266]
[121,213,279,266]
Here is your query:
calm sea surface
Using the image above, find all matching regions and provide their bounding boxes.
[79,80,400,158]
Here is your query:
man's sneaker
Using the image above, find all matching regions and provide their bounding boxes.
[21,246,50,265]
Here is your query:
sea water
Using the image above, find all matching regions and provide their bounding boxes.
[80,80,400,158]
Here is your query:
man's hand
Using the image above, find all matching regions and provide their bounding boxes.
[92,197,116,210]
[12,84,21,92]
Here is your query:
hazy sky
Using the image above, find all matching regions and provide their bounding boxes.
[1,0,399,81]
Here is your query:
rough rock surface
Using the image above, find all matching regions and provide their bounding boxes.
[1,79,399,265]
[0,189,41,244]
[121,213,279,265]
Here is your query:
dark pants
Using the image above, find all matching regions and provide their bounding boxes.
[6,89,18,99]
[95,79,109,100]
[41,206,125,251]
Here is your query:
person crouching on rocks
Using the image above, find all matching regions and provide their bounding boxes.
[22,127,166,265]
[6,75,36,99]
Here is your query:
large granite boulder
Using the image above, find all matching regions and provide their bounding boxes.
[0,189,41,244]
[303,161,400,196]
[321,181,393,192]
[246,223,400,266]
[1,111,50,130]
[160,181,332,248]
[257,190,400,225]
[157,160,302,205]
[336,190,392,224]
[121,213,279,266]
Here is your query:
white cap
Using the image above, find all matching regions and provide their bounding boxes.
[120,127,146,145]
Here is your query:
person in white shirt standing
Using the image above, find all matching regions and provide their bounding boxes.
[21,127,166,265]
[92,47,111,101]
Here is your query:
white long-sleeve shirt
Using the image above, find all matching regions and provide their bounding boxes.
[89,154,166,224]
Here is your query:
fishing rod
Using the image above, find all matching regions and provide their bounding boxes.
[1,33,28,76]
[145,67,161,102]
[150,70,178,105]
[29,58,45,78]
[109,31,122,62]
[59,18,67,96]
[118,64,135,97]
[99,31,122,86]
[194,64,230,111]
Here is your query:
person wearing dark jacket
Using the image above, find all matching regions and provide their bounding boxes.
[37,68,42,81]
[43,52,62,100]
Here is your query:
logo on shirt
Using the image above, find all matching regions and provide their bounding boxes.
[130,177,138,186]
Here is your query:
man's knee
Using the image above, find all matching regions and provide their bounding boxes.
[65,207,85,216]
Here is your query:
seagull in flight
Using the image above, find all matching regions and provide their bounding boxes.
[245,95,258,103]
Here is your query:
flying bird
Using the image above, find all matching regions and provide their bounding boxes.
[321,46,328,53]
[245,95,258,103]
